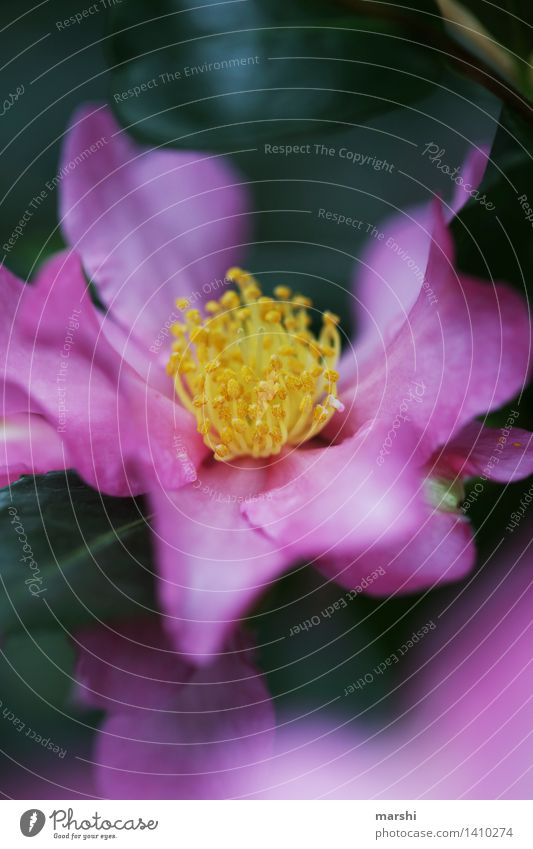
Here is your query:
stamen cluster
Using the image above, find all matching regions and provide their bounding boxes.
[166,268,344,461]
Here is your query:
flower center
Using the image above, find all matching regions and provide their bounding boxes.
[166,268,344,461]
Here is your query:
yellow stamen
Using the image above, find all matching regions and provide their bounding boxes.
[166,270,343,460]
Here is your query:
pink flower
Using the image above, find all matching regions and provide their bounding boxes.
[1,104,532,667]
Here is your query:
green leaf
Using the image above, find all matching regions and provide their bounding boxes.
[0,473,155,637]
[0,631,75,723]
[453,107,533,296]
[107,0,445,151]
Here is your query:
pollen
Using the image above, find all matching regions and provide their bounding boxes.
[166,269,344,461]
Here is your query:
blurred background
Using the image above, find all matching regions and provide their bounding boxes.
[0,0,532,798]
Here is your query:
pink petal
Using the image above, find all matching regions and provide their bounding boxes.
[96,311,174,397]
[3,762,98,801]
[410,542,532,799]
[243,421,425,563]
[350,146,490,363]
[2,253,130,493]
[149,461,292,664]
[0,262,33,413]
[76,619,194,711]
[439,420,533,483]
[342,203,531,452]
[447,145,491,218]
[59,105,249,354]
[350,203,437,363]
[75,621,274,799]
[318,501,475,596]
[0,414,67,487]
[2,252,203,495]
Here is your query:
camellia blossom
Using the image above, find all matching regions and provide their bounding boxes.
[1,104,532,669]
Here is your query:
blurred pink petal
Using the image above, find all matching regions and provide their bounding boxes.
[75,621,274,799]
